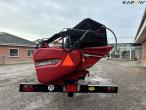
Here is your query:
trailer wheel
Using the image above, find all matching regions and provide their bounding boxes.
[68,92,74,97]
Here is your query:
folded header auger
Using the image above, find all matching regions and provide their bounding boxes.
[20,18,118,97]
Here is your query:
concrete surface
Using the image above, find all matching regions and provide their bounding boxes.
[0,60,146,110]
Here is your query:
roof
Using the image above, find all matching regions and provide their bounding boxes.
[135,8,146,43]
[0,32,36,47]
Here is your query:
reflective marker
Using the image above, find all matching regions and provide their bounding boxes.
[62,55,74,66]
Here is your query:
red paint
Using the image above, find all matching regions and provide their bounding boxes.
[65,84,78,93]
[33,46,112,84]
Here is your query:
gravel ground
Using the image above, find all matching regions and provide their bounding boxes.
[0,60,146,110]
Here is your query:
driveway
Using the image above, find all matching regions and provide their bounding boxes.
[0,60,146,110]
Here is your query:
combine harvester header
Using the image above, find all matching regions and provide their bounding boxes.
[20,18,118,97]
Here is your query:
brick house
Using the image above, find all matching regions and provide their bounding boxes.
[0,32,36,64]
[135,9,146,64]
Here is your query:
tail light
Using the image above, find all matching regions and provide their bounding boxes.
[21,85,34,92]
[106,87,116,93]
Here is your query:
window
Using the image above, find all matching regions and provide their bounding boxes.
[9,49,19,57]
[27,49,34,57]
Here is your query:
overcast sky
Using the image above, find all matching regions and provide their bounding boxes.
[0,0,145,43]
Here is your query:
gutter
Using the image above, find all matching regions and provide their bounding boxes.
[0,43,36,47]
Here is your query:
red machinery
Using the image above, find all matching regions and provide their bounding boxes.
[20,18,118,97]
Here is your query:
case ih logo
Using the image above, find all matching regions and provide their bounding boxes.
[122,0,145,4]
